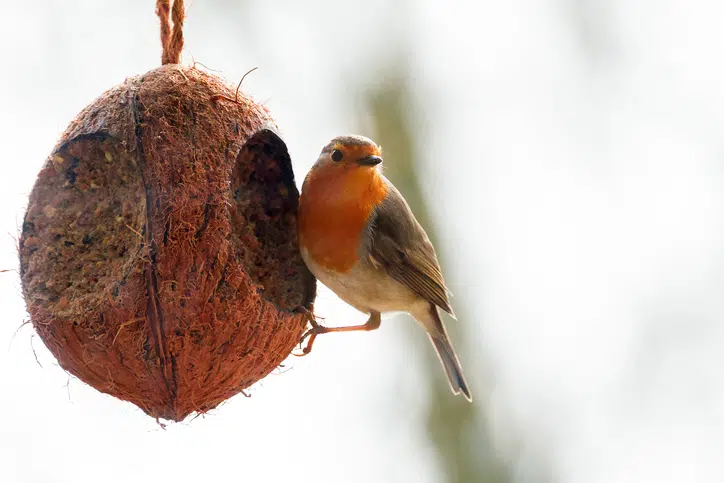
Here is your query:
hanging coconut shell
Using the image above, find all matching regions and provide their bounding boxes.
[19,64,316,421]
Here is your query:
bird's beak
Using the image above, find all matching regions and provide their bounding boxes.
[356,155,383,166]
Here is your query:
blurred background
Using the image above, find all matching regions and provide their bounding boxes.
[2,0,724,482]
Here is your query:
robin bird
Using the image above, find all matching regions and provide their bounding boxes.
[297,135,472,401]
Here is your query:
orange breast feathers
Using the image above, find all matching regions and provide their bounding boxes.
[299,164,388,273]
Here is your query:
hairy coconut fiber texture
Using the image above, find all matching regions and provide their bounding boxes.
[19,65,316,421]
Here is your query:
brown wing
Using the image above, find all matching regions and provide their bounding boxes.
[363,180,453,314]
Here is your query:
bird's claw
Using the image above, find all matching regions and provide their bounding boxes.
[294,324,330,356]
[292,305,327,356]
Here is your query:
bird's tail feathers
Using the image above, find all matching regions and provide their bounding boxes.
[427,307,472,402]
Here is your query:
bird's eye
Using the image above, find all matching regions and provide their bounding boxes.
[331,149,343,162]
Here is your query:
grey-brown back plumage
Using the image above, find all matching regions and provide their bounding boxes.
[361,177,471,401]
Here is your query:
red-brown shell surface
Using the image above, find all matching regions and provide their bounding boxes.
[19,65,316,421]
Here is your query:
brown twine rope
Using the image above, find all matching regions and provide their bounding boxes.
[156,0,185,64]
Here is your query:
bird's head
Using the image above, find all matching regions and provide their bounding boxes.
[312,135,383,172]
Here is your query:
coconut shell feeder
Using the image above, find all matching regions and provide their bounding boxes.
[18,0,316,421]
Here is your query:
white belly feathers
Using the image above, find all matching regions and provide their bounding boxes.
[301,246,423,315]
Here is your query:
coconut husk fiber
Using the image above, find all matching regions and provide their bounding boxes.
[19,65,316,421]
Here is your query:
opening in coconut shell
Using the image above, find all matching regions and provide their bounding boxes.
[19,65,316,421]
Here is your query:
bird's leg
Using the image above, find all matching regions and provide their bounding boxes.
[295,311,381,356]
